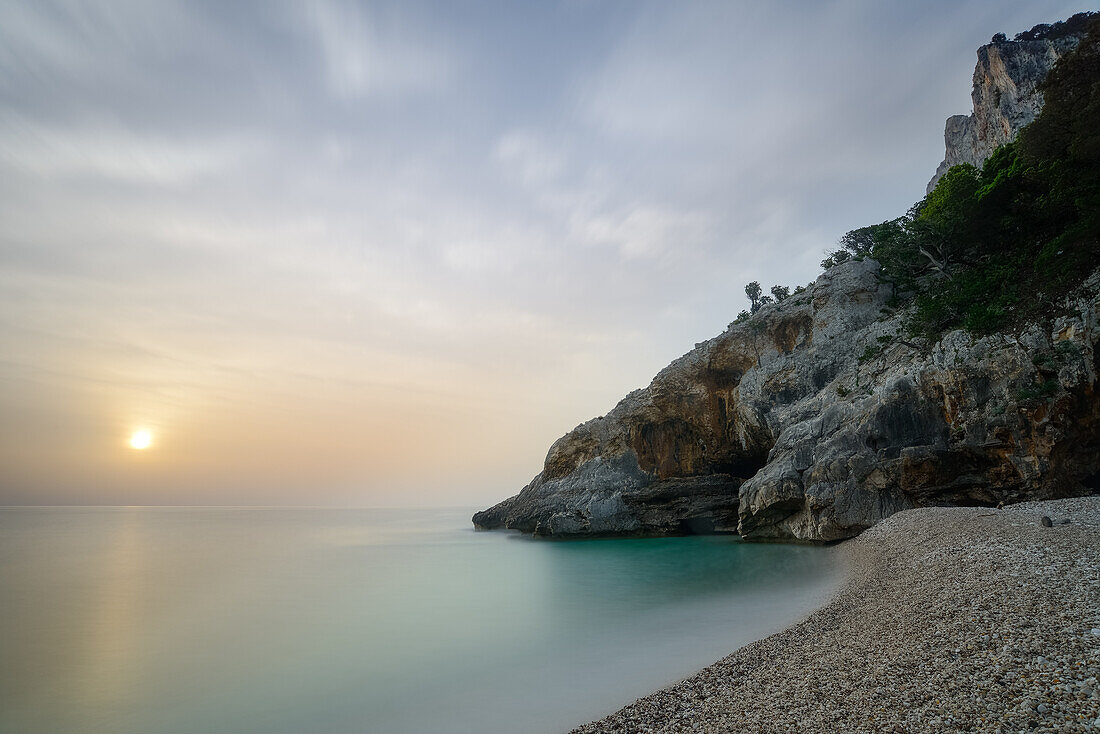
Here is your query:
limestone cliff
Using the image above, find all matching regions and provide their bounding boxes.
[474,260,1100,541]
[927,25,1085,193]
[474,18,1100,542]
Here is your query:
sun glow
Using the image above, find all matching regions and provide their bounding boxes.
[129,430,153,450]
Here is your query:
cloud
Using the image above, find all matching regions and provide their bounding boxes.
[0,117,260,185]
[491,127,712,262]
[4,0,1097,505]
[571,203,712,261]
[0,0,193,83]
[299,0,452,99]
[493,131,567,187]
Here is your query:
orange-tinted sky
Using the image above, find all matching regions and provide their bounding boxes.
[1,0,1092,506]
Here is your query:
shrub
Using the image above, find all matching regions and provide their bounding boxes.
[1015,379,1060,402]
[858,345,881,362]
[824,15,1100,341]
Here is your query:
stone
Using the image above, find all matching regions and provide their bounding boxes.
[927,30,1085,193]
[475,255,1100,541]
[1041,516,1053,527]
[473,20,1100,543]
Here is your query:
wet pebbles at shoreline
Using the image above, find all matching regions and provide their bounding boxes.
[572,497,1100,734]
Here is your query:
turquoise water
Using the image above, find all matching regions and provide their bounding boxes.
[0,507,840,734]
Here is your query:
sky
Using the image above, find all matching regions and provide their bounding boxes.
[0,0,1093,507]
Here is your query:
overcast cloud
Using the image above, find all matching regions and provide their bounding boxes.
[0,0,1093,506]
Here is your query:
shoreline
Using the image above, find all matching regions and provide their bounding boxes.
[571,497,1100,733]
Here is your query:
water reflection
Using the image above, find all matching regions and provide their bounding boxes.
[0,508,840,734]
[78,510,147,712]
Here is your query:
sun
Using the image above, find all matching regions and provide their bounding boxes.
[129,429,153,450]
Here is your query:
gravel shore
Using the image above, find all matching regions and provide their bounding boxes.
[572,497,1100,734]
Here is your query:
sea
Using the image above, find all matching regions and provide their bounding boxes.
[0,506,841,734]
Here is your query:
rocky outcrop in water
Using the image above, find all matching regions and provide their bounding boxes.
[474,259,1100,541]
[927,24,1086,193]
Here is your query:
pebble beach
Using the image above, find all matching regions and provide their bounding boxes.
[572,497,1100,734]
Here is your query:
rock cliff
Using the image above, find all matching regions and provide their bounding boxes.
[474,17,1100,542]
[927,27,1084,193]
[474,260,1100,541]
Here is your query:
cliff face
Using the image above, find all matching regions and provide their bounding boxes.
[927,33,1081,193]
[474,20,1100,542]
[474,260,1100,541]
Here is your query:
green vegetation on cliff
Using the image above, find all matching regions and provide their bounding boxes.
[821,14,1100,338]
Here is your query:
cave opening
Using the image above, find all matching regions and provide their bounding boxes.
[678,516,717,534]
[714,449,771,484]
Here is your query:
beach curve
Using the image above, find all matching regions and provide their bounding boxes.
[572,497,1100,733]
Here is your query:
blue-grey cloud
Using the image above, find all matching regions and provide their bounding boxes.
[0,0,1094,505]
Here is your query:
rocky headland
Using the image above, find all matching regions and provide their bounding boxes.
[475,258,1100,542]
[473,16,1099,543]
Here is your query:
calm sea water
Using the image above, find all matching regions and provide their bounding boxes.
[0,507,840,734]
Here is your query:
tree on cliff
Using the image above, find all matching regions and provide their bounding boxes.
[1018,13,1100,169]
[1013,11,1096,42]
[827,14,1100,338]
[908,163,983,274]
[745,281,763,313]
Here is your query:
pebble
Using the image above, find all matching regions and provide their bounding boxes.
[572,498,1100,734]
